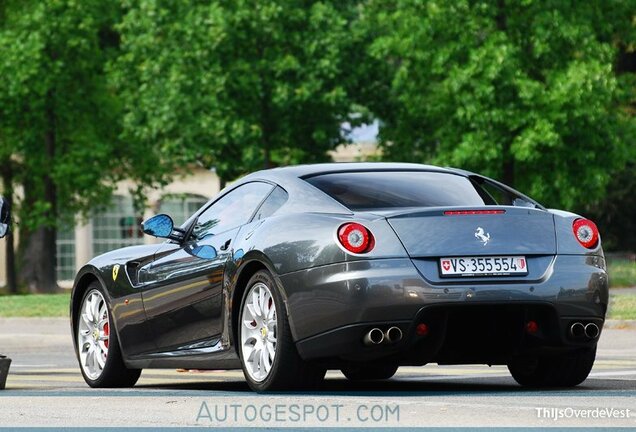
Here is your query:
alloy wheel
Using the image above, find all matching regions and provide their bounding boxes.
[77,289,110,380]
[240,282,277,382]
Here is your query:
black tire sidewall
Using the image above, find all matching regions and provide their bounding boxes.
[342,363,399,381]
[75,281,139,388]
[238,270,295,391]
[508,346,597,387]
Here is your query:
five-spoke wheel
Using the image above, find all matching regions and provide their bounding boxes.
[77,289,110,380]
[75,281,141,388]
[238,270,325,391]
[240,281,278,382]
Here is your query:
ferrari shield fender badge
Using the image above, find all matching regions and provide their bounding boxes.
[112,264,120,281]
[475,227,490,246]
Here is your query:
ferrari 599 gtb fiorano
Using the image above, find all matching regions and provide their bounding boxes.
[70,163,607,391]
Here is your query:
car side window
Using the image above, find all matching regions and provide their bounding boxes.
[253,186,288,221]
[472,177,538,208]
[474,180,510,205]
[192,182,273,239]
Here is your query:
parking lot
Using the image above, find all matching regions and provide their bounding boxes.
[0,317,634,428]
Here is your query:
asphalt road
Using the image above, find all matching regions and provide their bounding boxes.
[0,317,635,428]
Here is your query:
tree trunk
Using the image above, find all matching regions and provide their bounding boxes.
[496,1,515,187]
[18,90,58,293]
[19,227,57,293]
[502,139,515,187]
[496,0,507,31]
[1,163,17,293]
[263,146,271,169]
[259,61,273,169]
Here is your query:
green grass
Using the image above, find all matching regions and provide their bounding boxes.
[608,294,636,320]
[0,291,634,320]
[608,259,636,288]
[0,293,70,317]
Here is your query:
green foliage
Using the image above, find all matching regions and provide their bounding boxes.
[1,0,634,269]
[363,0,636,209]
[581,161,636,251]
[0,0,124,228]
[111,0,363,184]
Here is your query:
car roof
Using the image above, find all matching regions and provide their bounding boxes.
[222,163,469,216]
[249,162,456,181]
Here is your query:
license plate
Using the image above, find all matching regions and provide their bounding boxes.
[439,256,528,277]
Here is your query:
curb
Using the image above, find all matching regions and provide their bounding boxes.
[604,319,636,329]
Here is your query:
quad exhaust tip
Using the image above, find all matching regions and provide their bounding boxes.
[363,328,385,346]
[570,322,585,338]
[569,322,600,340]
[585,323,600,339]
[385,326,403,344]
[362,326,403,346]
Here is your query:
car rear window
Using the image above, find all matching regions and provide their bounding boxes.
[305,171,490,211]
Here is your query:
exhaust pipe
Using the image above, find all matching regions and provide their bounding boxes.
[584,323,600,339]
[363,328,385,346]
[385,326,403,344]
[570,322,585,338]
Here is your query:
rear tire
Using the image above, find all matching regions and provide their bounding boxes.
[508,346,596,387]
[75,282,141,388]
[238,270,325,392]
[341,363,399,381]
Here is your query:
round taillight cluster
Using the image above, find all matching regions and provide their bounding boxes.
[337,222,374,254]
[572,218,599,249]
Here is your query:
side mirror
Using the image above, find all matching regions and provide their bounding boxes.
[187,244,218,260]
[0,196,10,239]
[141,214,174,239]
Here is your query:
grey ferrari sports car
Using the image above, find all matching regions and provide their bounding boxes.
[70,163,607,391]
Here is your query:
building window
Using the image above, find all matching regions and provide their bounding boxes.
[158,194,208,227]
[92,195,144,257]
[56,225,76,281]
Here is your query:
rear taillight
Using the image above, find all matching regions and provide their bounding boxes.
[337,222,374,254]
[572,218,599,249]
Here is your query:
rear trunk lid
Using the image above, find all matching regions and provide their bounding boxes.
[382,207,556,284]
[384,206,556,257]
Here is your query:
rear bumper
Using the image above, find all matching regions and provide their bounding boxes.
[279,255,608,362]
[295,303,603,364]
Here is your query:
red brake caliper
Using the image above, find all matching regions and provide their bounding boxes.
[103,322,109,348]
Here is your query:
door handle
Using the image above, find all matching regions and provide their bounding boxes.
[219,239,231,251]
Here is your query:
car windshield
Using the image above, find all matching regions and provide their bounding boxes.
[305,171,494,211]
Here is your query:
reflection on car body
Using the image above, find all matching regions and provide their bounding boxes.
[69,163,607,392]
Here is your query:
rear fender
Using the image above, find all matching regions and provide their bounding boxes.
[550,210,604,257]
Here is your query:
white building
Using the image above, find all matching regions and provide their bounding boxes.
[0,133,380,288]
[0,168,220,287]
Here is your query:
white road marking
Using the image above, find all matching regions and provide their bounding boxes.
[589,370,636,377]
[10,364,58,368]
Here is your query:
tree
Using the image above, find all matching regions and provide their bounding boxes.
[363,0,636,209]
[111,0,365,186]
[574,33,636,252]
[0,0,127,292]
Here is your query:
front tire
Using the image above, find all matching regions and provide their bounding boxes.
[238,270,325,392]
[508,346,596,387]
[75,282,141,388]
